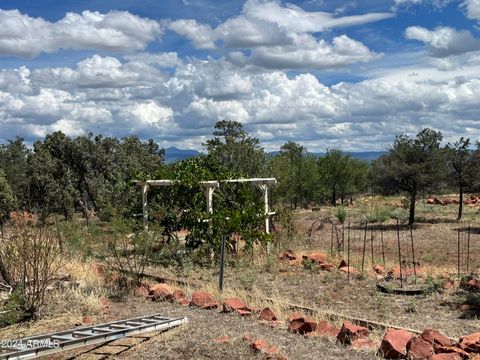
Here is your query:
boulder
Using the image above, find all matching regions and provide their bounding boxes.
[406,336,434,360]
[191,291,219,309]
[223,297,248,313]
[287,312,317,335]
[379,328,415,359]
[420,329,454,351]
[337,321,370,345]
[458,332,480,353]
[150,283,173,301]
[259,307,278,321]
[427,198,435,205]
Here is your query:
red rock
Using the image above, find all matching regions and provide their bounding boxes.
[303,252,327,264]
[320,263,335,272]
[251,338,269,352]
[379,328,415,359]
[250,338,282,358]
[428,354,461,360]
[458,332,480,353]
[352,338,378,350]
[191,291,219,309]
[374,265,385,275]
[337,321,370,345]
[407,336,434,360]
[420,329,454,351]
[280,250,297,261]
[134,285,150,297]
[236,309,252,316]
[223,297,248,313]
[314,320,341,337]
[213,335,230,344]
[339,266,359,276]
[82,316,93,325]
[338,259,348,268]
[173,290,189,306]
[427,198,435,205]
[287,313,317,335]
[436,346,469,358]
[259,307,277,321]
[466,278,480,291]
[150,283,173,301]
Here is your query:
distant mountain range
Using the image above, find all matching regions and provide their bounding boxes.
[164,147,386,163]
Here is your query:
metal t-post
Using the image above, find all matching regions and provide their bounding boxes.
[219,235,226,291]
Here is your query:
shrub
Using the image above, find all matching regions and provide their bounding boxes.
[0,226,64,320]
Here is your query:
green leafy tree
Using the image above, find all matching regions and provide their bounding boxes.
[444,137,478,220]
[0,138,30,208]
[370,128,444,225]
[270,141,320,209]
[203,120,265,177]
[319,149,368,206]
[0,169,16,234]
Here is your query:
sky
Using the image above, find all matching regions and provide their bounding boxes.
[0,0,479,152]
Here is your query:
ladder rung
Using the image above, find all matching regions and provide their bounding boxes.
[92,327,113,333]
[140,319,159,324]
[110,324,130,329]
[72,331,94,337]
[51,335,73,341]
[125,321,143,326]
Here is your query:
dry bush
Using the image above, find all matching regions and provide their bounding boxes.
[0,226,64,321]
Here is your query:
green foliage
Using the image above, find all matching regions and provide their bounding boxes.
[335,206,347,224]
[0,169,16,228]
[203,120,265,177]
[319,149,368,206]
[370,128,444,224]
[269,142,323,208]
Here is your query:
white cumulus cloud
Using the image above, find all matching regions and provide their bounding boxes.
[0,9,162,58]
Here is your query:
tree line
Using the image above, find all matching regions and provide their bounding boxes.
[1,121,480,228]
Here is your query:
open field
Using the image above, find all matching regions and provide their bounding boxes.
[1,197,480,359]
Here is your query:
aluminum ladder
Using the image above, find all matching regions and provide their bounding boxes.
[0,313,188,359]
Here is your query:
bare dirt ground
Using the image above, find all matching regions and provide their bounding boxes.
[2,298,380,360]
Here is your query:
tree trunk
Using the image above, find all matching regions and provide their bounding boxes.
[458,186,463,221]
[332,185,336,207]
[408,190,416,225]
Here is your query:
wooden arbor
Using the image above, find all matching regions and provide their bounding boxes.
[135,178,277,232]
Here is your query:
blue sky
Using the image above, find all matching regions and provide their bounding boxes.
[0,0,479,151]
